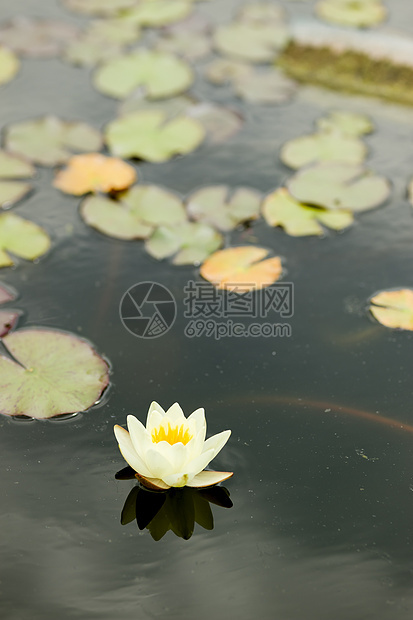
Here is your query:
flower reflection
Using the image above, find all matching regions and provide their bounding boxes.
[116,467,233,540]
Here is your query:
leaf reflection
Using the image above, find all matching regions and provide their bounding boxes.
[116,466,233,540]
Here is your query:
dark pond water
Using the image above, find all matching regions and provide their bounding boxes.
[0,1,413,619]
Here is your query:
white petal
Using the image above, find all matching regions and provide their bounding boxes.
[187,448,216,476]
[151,440,189,473]
[146,409,164,433]
[127,415,149,454]
[146,401,165,427]
[202,430,231,458]
[113,425,152,478]
[187,470,233,487]
[164,402,185,423]
[144,447,174,478]
[186,426,206,461]
[161,471,195,488]
[187,407,206,434]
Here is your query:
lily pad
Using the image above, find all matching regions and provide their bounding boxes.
[93,49,193,100]
[155,31,211,60]
[80,185,186,239]
[315,0,387,28]
[145,222,222,265]
[187,186,261,231]
[0,17,79,58]
[0,213,51,267]
[53,153,137,196]
[0,328,109,418]
[369,289,413,330]
[200,246,282,292]
[63,0,137,16]
[287,163,391,211]
[0,182,32,209]
[0,151,35,208]
[0,47,19,86]
[213,22,290,63]
[316,110,374,136]
[280,131,367,169]
[4,116,103,166]
[238,2,286,24]
[234,69,297,104]
[120,0,193,27]
[205,58,252,85]
[105,110,205,162]
[262,187,353,236]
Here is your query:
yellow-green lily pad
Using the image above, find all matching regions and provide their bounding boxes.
[238,2,286,24]
[316,110,374,136]
[280,131,367,169]
[287,163,391,211]
[262,187,353,236]
[315,0,387,28]
[0,328,109,418]
[145,221,222,265]
[93,49,193,100]
[63,0,137,16]
[205,58,252,85]
[120,0,193,27]
[0,182,32,209]
[0,151,35,208]
[0,47,19,85]
[187,186,261,231]
[4,116,103,166]
[234,69,297,104]
[0,213,51,267]
[105,110,205,162]
[80,185,186,239]
[369,289,413,330]
[213,21,290,63]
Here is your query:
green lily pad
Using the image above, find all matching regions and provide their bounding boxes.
[0,182,32,209]
[0,328,109,418]
[287,163,391,211]
[315,0,387,28]
[213,22,290,63]
[316,110,374,136]
[120,0,193,27]
[0,213,51,267]
[63,0,137,16]
[145,221,222,265]
[80,185,186,239]
[280,131,367,169]
[0,47,19,86]
[0,17,79,58]
[262,187,353,236]
[105,110,205,162]
[0,151,35,208]
[187,186,261,231]
[4,116,103,166]
[93,49,193,100]
[234,69,297,104]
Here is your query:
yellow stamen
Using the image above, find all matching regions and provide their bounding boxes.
[151,423,193,446]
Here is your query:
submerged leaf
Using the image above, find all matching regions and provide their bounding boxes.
[105,110,205,162]
[288,163,391,211]
[0,328,109,418]
[262,187,353,236]
[369,289,413,330]
[0,213,51,267]
[5,116,103,166]
[0,47,19,85]
[213,22,290,63]
[93,49,193,100]
[317,110,374,136]
[200,246,282,291]
[280,131,367,169]
[80,185,185,239]
[0,17,79,58]
[187,186,261,231]
[315,0,387,28]
[53,153,137,195]
[145,221,222,265]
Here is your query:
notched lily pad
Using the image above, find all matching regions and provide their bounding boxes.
[200,246,282,292]
[4,116,103,166]
[280,131,367,169]
[53,153,137,195]
[145,221,222,265]
[315,0,387,28]
[0,213,51,267]
[288,163,391,211]
[93,49,193,100]
[187,186,261,231]
[0,47,19,85]
[317,110,374,136]
[0,17,79,58]
[0,328,109,418]
[213,21,290,63]
[369,289,413,330]
[105,110,205,162]
[262,187,353,236]
[80,185,185,239]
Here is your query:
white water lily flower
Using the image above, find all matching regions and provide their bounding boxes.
[114,402,233,490]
